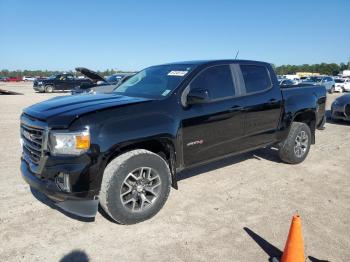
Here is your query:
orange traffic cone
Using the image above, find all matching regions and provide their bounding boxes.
[280,214,305,262]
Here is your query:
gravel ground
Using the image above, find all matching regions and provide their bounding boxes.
[0,82,349,262]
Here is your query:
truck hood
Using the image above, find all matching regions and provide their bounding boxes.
[23,93,152,128]
[75,67,106,83]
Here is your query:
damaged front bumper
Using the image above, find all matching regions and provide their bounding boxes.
[21,158,99,218]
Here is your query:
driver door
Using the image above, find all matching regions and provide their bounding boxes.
[63,75,75,90]
[181,64,246,167]
[55,75,67,90]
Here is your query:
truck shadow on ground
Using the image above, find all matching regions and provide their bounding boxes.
[60,250,89,262]
[177,147,281,182]
[30,187,95,222]
[243,227,330,262]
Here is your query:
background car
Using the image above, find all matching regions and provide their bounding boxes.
[279,78,295,86]
[335,78,350,92]
[331,93,350,121]
[302,76,335,93]
[72,67,135,94]
[22,76,36,81]
[3,76,22,82]
[33,73,92,92]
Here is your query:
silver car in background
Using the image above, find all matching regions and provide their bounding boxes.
[302,76,335,93]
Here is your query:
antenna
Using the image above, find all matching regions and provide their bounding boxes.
[234,50,240,60]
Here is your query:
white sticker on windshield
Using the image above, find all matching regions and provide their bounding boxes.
[162,90,171,96]
[168,71,188,77]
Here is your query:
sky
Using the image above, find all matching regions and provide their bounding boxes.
[0,0,349,71]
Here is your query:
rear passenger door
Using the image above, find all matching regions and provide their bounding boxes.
[63,75,75,90]
[238,64,283,147]
[181,64,246,166]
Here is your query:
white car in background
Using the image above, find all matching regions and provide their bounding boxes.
[335,78,350,92]
[22,76,36,81]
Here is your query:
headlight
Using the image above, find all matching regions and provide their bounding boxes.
[37,81,43,85]
[333,100,341,107]
[50,130,90,156]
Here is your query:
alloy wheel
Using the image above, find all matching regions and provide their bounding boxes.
[294,130,308,158]
[120,167,161,212]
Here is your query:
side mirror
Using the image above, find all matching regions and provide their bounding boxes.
[187,88,210,105]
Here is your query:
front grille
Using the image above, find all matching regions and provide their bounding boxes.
[345,105,350,117]
[335,111,345,117]
[21,123,44,164]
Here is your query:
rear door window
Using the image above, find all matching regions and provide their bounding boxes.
[240,65,271,94]
[190,65,235,100]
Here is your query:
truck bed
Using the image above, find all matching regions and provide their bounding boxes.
[281,84,327,129]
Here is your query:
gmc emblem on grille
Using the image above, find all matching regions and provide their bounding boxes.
[22,129,40,141]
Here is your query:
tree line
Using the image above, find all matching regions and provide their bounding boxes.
[1,62,349,78]
[274,62,349,76]
[0,68,133,78]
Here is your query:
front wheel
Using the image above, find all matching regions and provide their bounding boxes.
[329,86,335,94]
[99,149,171,224]
[278,122,311,164]
[45,85,54,93]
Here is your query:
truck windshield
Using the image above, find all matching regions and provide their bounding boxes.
[48,75,58,79]
[113,64,194,99]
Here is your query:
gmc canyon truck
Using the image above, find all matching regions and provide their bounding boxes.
[20,60,326,224]
[33,73,92,93]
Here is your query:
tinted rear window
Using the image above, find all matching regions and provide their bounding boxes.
[240,65,271,93]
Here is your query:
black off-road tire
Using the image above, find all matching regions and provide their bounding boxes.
[45,85,54,93]
[99,149,171,224]
[278,122,311,164]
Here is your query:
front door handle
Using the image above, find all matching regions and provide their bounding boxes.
[229,105,244,112]
[268,99,277,104]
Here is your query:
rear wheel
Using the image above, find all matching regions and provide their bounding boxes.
[278,122,311,164]
[330,86,335,94]
[45,85,53,93]
[99,149,171,224]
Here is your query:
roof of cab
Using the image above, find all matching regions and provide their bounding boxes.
[160,59,271,67]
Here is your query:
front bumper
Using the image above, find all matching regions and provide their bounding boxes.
[331,104,350,121]
[21,158,99,217]
[33,85,44,92]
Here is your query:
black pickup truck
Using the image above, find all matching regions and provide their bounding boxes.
[33,73,92,93]
[20,60,326,224]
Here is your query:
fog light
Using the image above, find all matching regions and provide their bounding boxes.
[56,172,71,192]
